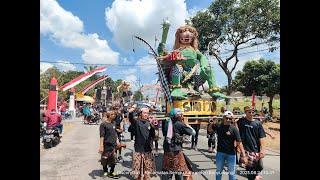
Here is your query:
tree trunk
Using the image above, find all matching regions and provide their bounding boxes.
[268,95,274,117]
[225,73,233,105]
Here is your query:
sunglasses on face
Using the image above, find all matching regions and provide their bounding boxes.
[226,117,233,120]
[246,110,254,114]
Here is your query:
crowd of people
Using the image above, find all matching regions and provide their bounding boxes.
[39,100,275,180]
[96,101,275,180]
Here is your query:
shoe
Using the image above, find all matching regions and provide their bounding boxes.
[213,149,217,153]
[194,146,198,151]
[208,147,213,153]
[103,172,108,177]
[131,140,134,142]
[118,156,123,163]
[108,172,120,179]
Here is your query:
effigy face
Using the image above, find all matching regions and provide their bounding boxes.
[179,28,195,45]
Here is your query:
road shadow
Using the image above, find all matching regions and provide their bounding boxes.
[183,154,211,180]
[154,153,164,172]
[196,148,216,163]
[118,170,132,179]
[88,169,103,179]
[121,159,132,169]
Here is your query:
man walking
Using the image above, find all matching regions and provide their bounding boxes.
[213,111,247,180]
[236,106,266,180]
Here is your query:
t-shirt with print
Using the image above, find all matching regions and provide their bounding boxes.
[237,117,266,153]
[215,124,241,155]
[128,112,155,153]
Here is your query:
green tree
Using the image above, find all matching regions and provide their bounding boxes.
[191,0,280,104]
[233,59,280,116]
[40,67,63,102]
[133,91,143,101]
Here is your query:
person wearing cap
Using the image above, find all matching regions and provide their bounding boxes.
[212,111,247,180]
[235,106,266,180]
[128,106,156,180]
[161,108,196,180]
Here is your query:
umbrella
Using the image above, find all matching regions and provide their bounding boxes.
[76,95,95,104]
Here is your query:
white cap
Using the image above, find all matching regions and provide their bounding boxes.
[223,111,233,117]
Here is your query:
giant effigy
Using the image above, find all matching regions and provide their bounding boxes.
[157,21,220,100]
[135,20,223,120]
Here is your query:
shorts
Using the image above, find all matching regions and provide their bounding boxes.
[101,149,116,166]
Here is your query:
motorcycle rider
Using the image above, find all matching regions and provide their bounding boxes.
[44,109,63,136]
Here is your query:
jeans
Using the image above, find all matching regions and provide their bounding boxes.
[124,123,129,133]
[216,152,236,180]
[56,124,63,134]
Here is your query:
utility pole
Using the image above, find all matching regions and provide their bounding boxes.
[137,76,142,101]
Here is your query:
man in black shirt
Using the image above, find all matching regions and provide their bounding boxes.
[236,106,266,180]
[212,111,247,180]
[99,111,120,178]
[128,106,156,180]
[162,108,196,180]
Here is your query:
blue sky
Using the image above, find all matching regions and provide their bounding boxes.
[40,0,280,92]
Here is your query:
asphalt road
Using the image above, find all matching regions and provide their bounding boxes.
[40,118,280,180]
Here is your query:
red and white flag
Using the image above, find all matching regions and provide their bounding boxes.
[252,91,256,109]
[60,66,107,91]
[80,75,108,94]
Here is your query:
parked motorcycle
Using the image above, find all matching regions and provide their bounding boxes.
[84,113,101,125]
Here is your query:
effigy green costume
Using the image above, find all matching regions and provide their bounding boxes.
[158,22,220,99]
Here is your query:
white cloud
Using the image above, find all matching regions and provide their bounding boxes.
[40,0,119,64]
[40,62,53,74]
[125,74,137,83]
[56,60,76,71]
[105,0,189,51]
[136,55,157,75]
[123,68,137,76]
[125,74,138,91]
[122,57,129,64]
[151,78,159,85]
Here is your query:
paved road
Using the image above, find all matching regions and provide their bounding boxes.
[40,118,280,180]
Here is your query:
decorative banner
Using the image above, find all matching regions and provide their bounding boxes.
[60,66,107,91]
[80,75,108,94]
